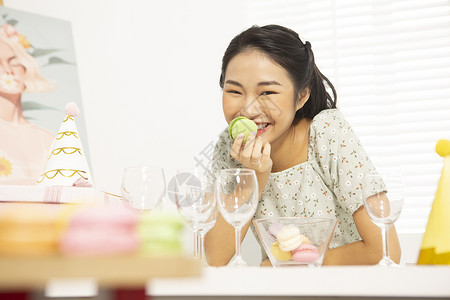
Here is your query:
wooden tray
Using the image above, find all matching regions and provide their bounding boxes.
[0,255,201,290]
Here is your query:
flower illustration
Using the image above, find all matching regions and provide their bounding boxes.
[0,157,12,177]
[18,34,31,49]
[0,23,18,39]
[0,24,30,49]
[0,73,20,92]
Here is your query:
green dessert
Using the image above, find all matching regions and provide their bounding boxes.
[228,117,258,143]
[138,213,184,256]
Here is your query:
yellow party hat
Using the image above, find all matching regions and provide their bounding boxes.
[417,139,450,264]
[36,102,93,187]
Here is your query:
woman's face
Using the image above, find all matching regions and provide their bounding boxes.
[0,40,26,95]
[222,50,306,146]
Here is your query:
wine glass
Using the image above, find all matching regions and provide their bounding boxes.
[121,166,166,211]
[197,202,218,265]
[362,170,404,266]
[216,168,259,267]
[171,168,217,260]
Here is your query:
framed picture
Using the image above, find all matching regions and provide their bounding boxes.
[0,6,89,185]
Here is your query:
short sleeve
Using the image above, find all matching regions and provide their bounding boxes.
[309,109,377,216]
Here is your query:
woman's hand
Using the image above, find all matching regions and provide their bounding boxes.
[230,132,272,175]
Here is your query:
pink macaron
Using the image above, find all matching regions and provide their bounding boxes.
[60,206,139,256]
[291,244,320,262]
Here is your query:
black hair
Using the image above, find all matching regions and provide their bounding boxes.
[219,24,337,122]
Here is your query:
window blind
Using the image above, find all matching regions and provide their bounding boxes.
[247,0,450,233]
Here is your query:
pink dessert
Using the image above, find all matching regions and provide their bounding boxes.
[60,206,139,256]
[291,243,320,262]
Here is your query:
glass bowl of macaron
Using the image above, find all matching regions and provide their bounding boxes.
[253,217,338,267]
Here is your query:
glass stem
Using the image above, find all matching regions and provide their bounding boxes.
[193,230,200,259]
[199,233,206,265]
[381,227,389,260]
[235,228,241,259]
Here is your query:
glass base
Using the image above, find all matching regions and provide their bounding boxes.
[377,256,400,267]
[228,255,248,267]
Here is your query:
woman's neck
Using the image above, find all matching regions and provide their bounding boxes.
[270,118,311,173]
[0,94,27,123]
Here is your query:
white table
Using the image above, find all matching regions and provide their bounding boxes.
[148,265,450,299]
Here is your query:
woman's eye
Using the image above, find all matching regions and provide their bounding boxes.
[261,91,276,96]
[226,90,242,95]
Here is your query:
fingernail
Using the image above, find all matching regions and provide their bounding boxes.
[237,133,244,139]
[250,132,256,137]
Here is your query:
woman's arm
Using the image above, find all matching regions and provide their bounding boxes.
[205,133,272,266]
[323,205,401,265]
[312,111,401,265]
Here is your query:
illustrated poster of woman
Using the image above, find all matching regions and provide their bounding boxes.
[0,7,89,185]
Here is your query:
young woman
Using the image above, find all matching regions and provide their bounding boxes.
[0,24,55,184]
[204,24,401,266]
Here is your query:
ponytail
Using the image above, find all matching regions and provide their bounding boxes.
[294,42,337,122]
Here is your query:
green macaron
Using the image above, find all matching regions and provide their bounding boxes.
[138,213,184,256]
[228,117,258,143]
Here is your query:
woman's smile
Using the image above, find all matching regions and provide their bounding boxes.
[222,50,302,148]
[256,122,271,136]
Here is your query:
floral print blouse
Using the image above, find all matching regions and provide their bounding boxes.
[210,109,378,259]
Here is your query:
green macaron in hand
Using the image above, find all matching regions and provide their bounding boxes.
[228,117,258,143]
